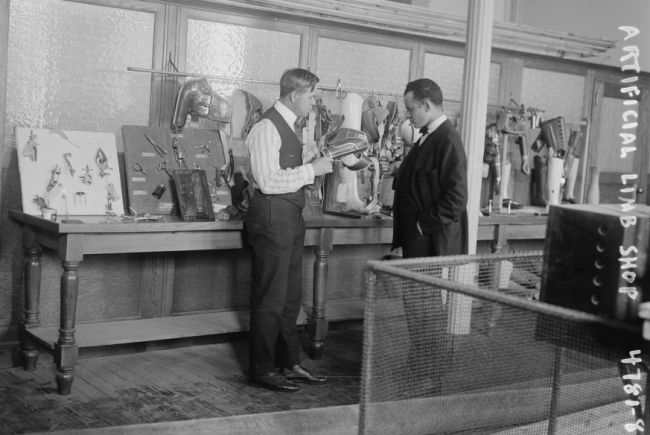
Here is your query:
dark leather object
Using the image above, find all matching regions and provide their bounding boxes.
[251,371,300,392]
[530,155,548,206]
[282,365,328,384]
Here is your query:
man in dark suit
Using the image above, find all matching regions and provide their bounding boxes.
[245,68,333,392]
[389,78,468,396]
[392,78,468,258]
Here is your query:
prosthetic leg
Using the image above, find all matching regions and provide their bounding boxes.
[562,129,582,203]
[531,155,548,207]
[547,154,564,206]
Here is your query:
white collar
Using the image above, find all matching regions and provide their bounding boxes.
[419,114,447,144]
[274,101,297,127]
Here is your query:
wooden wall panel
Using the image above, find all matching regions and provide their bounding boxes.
[140,253,175,318]
[172,249,252,313]
[170,244,393,315]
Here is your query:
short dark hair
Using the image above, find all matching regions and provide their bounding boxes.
[404,78,443,106]
[280,68,319,98]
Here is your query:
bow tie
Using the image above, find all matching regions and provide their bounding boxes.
[419,126,429,135]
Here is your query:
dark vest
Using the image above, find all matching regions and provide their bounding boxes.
[259,107,305,209]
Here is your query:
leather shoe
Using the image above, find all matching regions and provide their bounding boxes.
[251,371,300,392]
[282,365,328,384]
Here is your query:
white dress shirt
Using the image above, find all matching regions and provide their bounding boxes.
[417,114,448,146]
[246,101,315,194]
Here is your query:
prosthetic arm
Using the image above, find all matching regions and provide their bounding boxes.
[319,128,369,163]
[320,128,380,214]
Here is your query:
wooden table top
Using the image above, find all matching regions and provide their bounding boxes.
[9,210,395,234]
[9,207,548,235]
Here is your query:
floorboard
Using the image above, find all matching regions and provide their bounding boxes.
[0,320,635,434]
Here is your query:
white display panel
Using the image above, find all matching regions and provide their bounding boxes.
[16,127,125,216]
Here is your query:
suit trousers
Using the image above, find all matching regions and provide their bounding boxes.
[398,213,459,396]
[245,192,305,376]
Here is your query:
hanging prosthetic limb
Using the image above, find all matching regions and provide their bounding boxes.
[562,129,581,203]
[363,156,382,214]
[531,155,548,207]
[516,135,531,176]
[547,151,564,206]
[483,124,502,211]
[171,78,231,132]
[230,89,263,139]
[539,117,568,208]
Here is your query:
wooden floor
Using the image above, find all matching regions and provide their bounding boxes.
[0,322,362,435]
[0,316,639,435]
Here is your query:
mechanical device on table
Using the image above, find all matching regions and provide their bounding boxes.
[319,90,405,218]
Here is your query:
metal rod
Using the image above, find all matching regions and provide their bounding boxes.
[128,66,513,108]
[127,66,404,98]
[127,66,279,86]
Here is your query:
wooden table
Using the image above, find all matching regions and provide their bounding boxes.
[10,209,547,395]
[10,211,394,394]
[476,208,548,252]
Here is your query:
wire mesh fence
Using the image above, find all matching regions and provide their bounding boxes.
[360,251,647,435]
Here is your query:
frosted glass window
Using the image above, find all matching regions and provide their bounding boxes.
[521,68,585,122]
[597,97,634,172]
[424,54,463,103]
[186,19,301,109]
[423,53,501,105]
[316,38,410,110]
[6,0,154,149]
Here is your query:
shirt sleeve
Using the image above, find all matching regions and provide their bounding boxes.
[246,119,316,194]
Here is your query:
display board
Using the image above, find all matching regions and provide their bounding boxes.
[122,126,230,216]
[16,127,125,216]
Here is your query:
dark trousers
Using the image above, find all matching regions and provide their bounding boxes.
[245,193,305,377]
[399,214,459,396]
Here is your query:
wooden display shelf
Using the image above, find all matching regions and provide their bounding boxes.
[26,298,365,350]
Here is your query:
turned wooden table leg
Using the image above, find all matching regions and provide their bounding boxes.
[21,245,42,371]
[491,223,508,253]
[308,228,333,359]
[54,261,80,395]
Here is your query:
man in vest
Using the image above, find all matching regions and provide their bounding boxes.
[245,68,333,392]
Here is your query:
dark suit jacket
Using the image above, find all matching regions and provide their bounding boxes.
[392,119,469,255]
